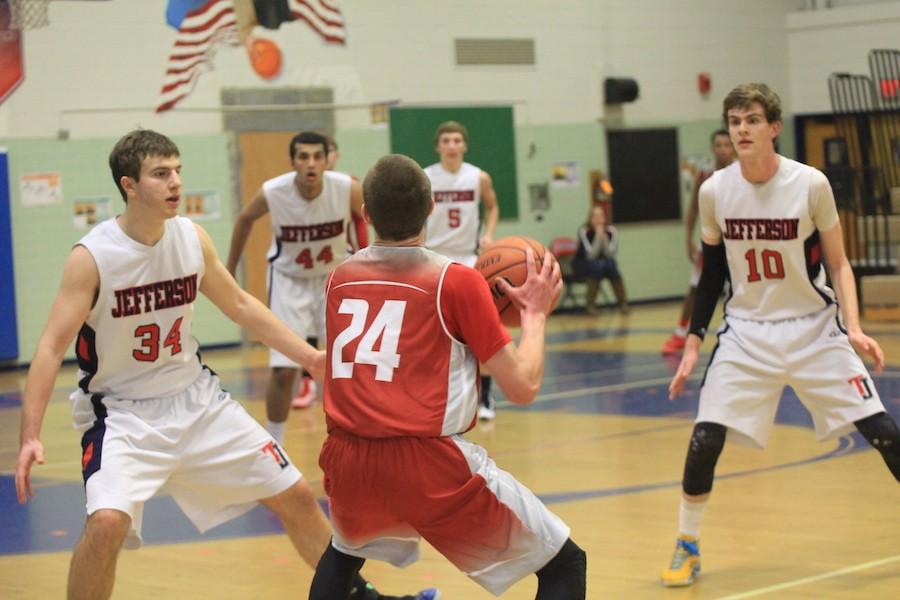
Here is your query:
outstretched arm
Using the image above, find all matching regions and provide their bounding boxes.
[479,171,499,249]
[669,179,725,399]
[16,246,97,503]
[820,222,884,371]
[226,187,269,277]
[197,224,324,378]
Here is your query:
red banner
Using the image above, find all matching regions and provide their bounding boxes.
[0,4,24,105]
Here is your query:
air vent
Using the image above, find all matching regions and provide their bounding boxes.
[454,38,535,66]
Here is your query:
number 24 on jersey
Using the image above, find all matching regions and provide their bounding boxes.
[331,299,406,382]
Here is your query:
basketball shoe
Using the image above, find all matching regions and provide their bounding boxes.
[477,394,496,421]
[291,376,317,409]
[661,535,700,587]
[660,333,686,355]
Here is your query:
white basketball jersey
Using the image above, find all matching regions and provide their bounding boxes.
[424,162,482,258]
[265,170,352,278]
[75,217,204,400]
[700,157,840,321]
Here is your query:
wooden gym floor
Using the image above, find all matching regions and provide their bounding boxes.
[1,301,898,599]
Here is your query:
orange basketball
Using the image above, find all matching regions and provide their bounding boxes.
[250,37,282,80]
[475,236,560,327]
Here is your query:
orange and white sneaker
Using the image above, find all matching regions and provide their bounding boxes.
[661,334,686,355]
[291,377,317,409]
[661,535,700,587]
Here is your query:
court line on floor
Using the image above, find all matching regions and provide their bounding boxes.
[521,369,900,408]
[715,553,900,599]
[537,434,855,505]
[531,375,689,405]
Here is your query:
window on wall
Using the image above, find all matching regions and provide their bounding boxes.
[606,128,680,223]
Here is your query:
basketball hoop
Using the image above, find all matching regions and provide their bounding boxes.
[8,0,50,31]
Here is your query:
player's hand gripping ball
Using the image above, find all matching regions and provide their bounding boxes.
[476,236,560,327]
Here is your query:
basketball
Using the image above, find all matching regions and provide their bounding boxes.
[250,38,282,80]
[475,236,559,327]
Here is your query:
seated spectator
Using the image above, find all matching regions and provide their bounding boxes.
[573,205,629,314]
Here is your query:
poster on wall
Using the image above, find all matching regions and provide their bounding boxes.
[551,161,579,188]
[182,190,221,221]
[73,196,113,229]
[528,183,550,212]
[20,172,62,207]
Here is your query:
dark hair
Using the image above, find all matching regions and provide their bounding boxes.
[710,128,729,142]
[433,121,468,146]
[362,154,432,240]
[289,131,329,160]
[108,130,179,201]
[723,83,782,125]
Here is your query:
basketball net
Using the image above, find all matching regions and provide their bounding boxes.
[8,0,50,31]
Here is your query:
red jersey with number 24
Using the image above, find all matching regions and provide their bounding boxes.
[324,245,511,438]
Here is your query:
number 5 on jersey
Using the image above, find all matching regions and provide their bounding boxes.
[448,207,461,228]
[331,299,406,382]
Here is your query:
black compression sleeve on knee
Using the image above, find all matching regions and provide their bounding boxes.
[855,412,900,481]
[682,422,727,496]
[688,242,728,340]
[309,543,366,600]
[535,538,586,600]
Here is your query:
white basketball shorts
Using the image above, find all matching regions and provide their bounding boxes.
[268,269,327,368]
[697,304,885,448]
[71,368,301,548]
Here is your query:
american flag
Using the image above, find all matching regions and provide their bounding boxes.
[285,0,345,44]
[157,0,346,113]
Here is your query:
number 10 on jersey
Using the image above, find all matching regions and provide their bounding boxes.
[331,299,407,382]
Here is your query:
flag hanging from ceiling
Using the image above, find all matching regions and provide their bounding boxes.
[157,0,239,113]
[282,0,346,43]
[158,0,346,113]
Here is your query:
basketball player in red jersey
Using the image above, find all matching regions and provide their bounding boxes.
[308,154,586,599]
[662,84,899,587]
[227,131,367,442]
[661,129,735,354]
[15,130,432,600]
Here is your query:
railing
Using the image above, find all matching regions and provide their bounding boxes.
[826,49,899,273]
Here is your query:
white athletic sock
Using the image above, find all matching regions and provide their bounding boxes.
[267,420,286,446]
[678,497,706,539]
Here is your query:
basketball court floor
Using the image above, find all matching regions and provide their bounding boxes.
[1,301,898,599]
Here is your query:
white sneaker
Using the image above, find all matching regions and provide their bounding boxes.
[477,405,496,420]
[291,377,317,409]
[477,395,496,421]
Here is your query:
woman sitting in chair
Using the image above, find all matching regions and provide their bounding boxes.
[573,205,629,315]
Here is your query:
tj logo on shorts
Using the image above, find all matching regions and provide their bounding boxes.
[847,374,874,400]
[262,440,290,469]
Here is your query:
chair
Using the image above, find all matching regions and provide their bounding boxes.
[548,237,585,309]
